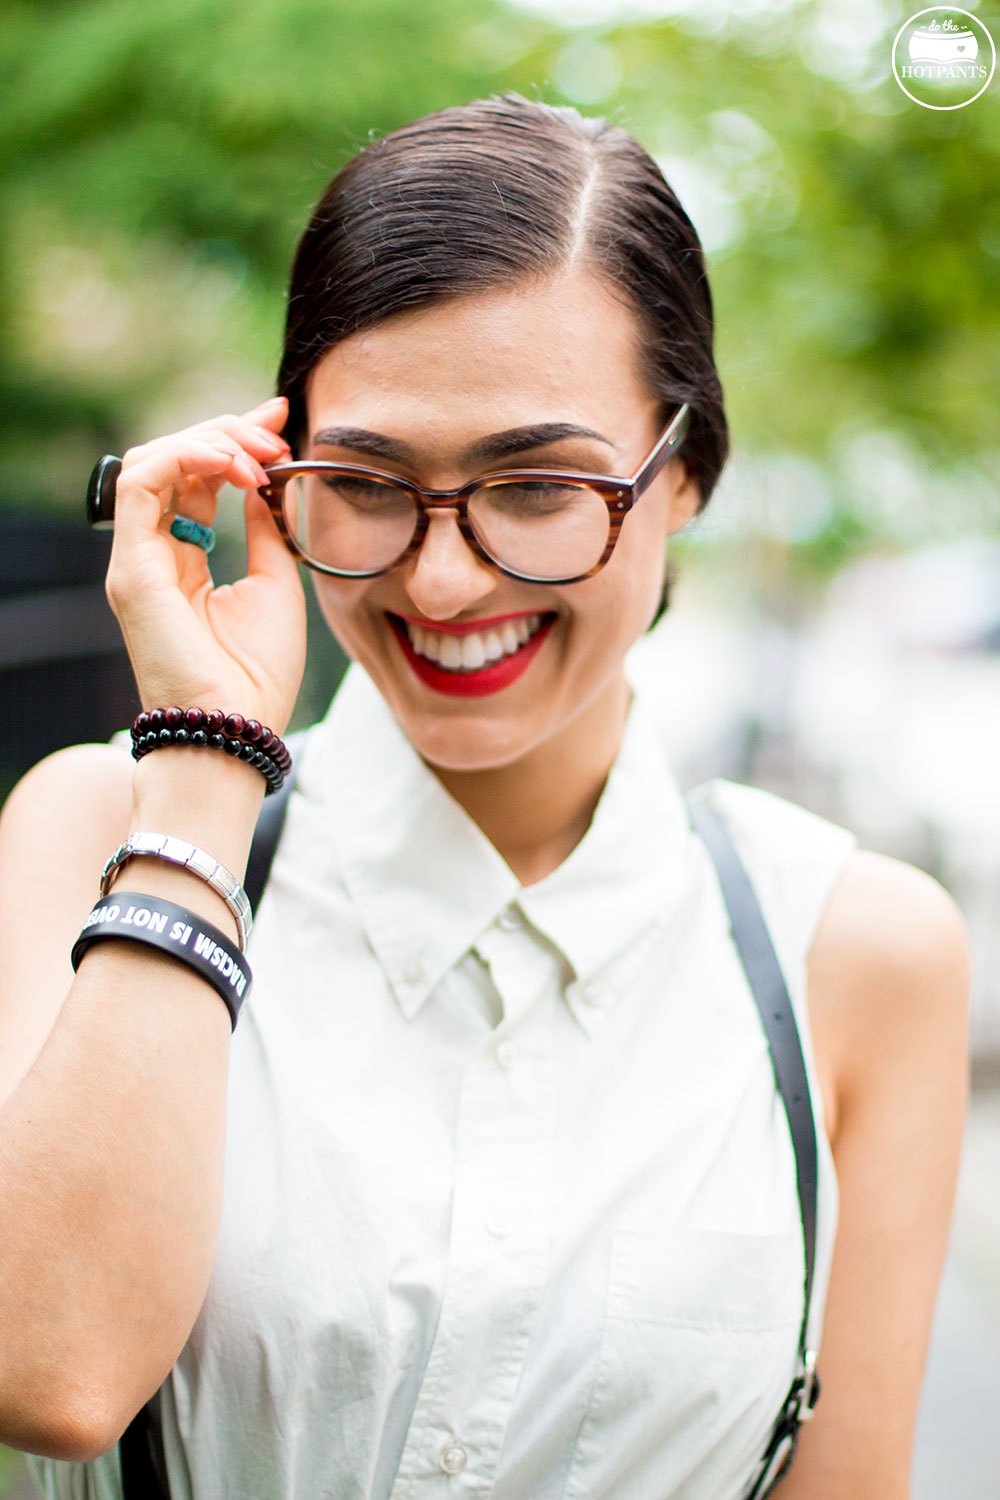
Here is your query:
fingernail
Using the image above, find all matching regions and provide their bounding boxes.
[256,396,287,410]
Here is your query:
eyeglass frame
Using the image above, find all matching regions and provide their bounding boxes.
[257,402,691,586]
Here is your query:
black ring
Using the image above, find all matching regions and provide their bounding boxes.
[86,454,123,530]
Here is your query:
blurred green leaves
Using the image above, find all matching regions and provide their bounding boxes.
[0,0,997,556]
[0,0,549,503]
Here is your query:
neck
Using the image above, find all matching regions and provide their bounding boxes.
[432,675,631,886]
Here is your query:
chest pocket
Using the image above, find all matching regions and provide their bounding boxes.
[561,1228,803,1500]
[607,1227,803,1331]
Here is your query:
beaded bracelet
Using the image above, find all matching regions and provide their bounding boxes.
[71,891,252,1029]
[131,708,291,795]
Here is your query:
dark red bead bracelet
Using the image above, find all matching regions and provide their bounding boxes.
[130,708,291,794]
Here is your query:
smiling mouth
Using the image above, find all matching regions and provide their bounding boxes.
[403,613,547,672]
[388,611,556,697]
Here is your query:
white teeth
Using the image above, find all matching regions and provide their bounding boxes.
[420,628,440,663]
[404,614,547,673]
[439,635,463,670]
[460,634,487,669]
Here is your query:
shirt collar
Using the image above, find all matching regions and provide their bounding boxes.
[298,666,693,1032]
[300,667,519,1019]
[517,693,693,1036]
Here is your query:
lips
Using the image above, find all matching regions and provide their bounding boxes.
[389,611,555,697]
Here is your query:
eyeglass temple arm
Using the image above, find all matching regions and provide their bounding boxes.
[630,403,691,497]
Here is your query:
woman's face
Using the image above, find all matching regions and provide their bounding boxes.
[304,268,700,772]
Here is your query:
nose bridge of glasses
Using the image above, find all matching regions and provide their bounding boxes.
[404,500,498,612]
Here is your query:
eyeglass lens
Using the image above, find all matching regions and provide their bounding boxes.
[286,471,613,580]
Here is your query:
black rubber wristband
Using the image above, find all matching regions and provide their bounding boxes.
[71,891,252,1029]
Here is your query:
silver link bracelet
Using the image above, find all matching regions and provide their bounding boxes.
[100,832,252,951]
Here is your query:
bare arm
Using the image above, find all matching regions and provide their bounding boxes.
[0,400,306,1460]
[779,850,969,1500]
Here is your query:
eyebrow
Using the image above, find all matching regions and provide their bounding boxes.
[310,423,613,468]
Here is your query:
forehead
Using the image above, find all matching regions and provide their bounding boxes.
[304,269,654,441]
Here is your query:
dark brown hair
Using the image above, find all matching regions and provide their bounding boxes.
[278,95,728,505]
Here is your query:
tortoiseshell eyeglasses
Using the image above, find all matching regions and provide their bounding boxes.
[257,403,690,586]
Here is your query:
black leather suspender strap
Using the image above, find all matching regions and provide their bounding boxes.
[686,796,820,1500]
[118,1383,169,1500]
[243,754,299,911]
[118,772,817,1500]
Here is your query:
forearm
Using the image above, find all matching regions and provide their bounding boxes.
[0,753,263,1459]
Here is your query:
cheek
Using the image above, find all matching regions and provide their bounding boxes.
[592,510,670,636]
[311,577,376,657]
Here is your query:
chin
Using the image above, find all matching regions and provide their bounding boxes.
[389,702,546,774]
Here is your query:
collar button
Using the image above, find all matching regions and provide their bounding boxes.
[439,1439,468,1475]
[496,904,522,932]
[582,979,610,1007]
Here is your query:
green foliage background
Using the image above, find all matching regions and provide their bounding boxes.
[1,0,997,571]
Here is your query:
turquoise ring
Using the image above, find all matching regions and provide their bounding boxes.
[170,515,216,554]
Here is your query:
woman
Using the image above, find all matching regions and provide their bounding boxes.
[0,96,968,1500]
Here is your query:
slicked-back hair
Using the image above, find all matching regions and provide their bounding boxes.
[278,95,728,506]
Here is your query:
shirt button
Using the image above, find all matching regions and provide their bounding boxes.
[496,1041,518,1070]
[402,957,425,985]
[439,1439,468,1475]
[581,979,610,1007]
[485,1213,515,1238]
[496,904,522,932]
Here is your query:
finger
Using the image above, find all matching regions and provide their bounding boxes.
[116,442,268,560]
[188,415,289,465]
[244,488,301,587]
[118,440,243,519]
[243,396,289,437]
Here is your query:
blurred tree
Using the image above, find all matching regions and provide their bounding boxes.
[0,0,552,507]
[0,0,997,553]
[527,4,1000,559]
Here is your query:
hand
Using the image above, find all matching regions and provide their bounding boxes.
[105,397,307,732]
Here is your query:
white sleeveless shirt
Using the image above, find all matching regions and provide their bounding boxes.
[34,665,854,1500]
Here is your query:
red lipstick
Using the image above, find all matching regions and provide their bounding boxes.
[390,614,554,698]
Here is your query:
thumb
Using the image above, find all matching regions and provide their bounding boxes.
[244,488,301,590]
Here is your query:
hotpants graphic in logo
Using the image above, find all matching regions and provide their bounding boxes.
[892,7,996,107]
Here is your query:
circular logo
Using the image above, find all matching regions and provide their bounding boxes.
[892,7,996,108]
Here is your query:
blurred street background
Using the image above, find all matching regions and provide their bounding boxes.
[0,0,997,1493]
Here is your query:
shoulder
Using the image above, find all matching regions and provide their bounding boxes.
[1,741,133,844]
[694,780,857,972]
[0,741,135,944]
[699,779,856,870]
[809,849,969,1135]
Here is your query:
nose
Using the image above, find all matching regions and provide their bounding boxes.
[402,509,497,620]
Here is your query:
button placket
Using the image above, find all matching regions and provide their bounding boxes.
[389,942,556,1500]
